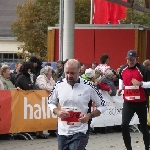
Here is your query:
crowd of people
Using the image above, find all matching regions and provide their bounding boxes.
[1,51,150,150]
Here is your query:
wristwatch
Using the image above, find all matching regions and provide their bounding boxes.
[90,113,95,118]
[140,82,143,87]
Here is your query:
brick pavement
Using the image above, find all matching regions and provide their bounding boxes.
[0,132,145,150]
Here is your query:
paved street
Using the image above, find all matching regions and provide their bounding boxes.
[0,132,146,150]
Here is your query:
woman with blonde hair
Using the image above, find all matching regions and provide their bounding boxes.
[1,65,15,90]
[35,66,55,139]
[35,66,55,91]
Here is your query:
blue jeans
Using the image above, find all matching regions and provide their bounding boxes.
[57,132,89,150]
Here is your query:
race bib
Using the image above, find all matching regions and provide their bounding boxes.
[61,107,81,127]
[124,86,140,100]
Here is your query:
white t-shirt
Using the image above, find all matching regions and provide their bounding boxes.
[48,77,106,135]
[95,64,110,74]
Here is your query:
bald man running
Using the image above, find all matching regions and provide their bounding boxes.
[48,59,106,150]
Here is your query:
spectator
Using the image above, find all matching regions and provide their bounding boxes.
[101,69,117,133]
[29,56,42,77]
[79,62,86,76]
[81,68,95,135]
[95,54,110,74]
[111,69,119,87]
[29,56,38,67]
[1,65,15,90]
[96,70,112,95]
[143,59,150,69]
[15,62,36,90]
[117,65,123,75]
[35,66,55,139]
[93,69,103,85]
[101,69,116,96]
[44,62,56,79]
[97,81,111,94]
[81,68,102,86]
[1,62,10,67]
[91,62,98,70]
[0,65,10,139]
[45,62,51,67]
[81,68,95,81]
[0,65,4,90]
[35,66,55,91]
[10,62,22,84]
[53,60,64,82]
[55,59,68,82]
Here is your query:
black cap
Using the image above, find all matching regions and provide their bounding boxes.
[29,56,38,63]
[126,50,138,59]
[45,62,51,66]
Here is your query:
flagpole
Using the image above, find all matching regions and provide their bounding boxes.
[63,0,75,60]
[59,0,64,61]
[90,0,94,24]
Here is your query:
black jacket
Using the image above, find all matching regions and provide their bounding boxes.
[15,72,36,90]
[10,70,18,85]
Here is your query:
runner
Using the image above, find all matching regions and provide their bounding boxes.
[48,59,106,150]
[118,50,150,150]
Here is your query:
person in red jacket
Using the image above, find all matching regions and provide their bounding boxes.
[118,50,150,150]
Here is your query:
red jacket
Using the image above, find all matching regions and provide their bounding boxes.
[120,63,150,102]
[97,82,111,91]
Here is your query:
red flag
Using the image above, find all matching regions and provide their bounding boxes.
[93,0,127,24]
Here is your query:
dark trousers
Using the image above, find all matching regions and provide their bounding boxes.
[122,101,149,150]
[57,132,89,150]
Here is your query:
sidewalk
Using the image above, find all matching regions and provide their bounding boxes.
[0,132,145,150]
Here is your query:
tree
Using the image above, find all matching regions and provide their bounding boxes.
[11,0,59,60]
[11,0,91,61]
[123,1,150,26]
[75,0,91,24]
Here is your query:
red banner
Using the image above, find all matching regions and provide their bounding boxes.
[0,91,12,134]
[93,0,127,24]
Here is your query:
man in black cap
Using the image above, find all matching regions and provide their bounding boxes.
[117,50,150,150]
[29,56,42,77]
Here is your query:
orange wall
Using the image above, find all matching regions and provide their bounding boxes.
[54,29,135,70]
[54,29,59,61]
[146,30,150,59]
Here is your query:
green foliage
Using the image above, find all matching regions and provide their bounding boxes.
[11,0,59,60]
[11,0,90,60]
[75,0,91,24]
[123,1,150,27]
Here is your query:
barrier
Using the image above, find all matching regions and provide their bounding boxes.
[91,90,139,127]
[0,90,57,134]
[0,90,139,134]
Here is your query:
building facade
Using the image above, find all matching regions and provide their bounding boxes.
[0,0,25,62]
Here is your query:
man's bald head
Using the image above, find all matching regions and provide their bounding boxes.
[64,59,80,70]
[64,59,80,85]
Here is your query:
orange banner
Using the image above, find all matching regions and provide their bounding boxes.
[0,90,58,134]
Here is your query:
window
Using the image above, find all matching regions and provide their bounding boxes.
[0,53,22,62]
[9,54,13,59]
[14,54,19,59]
[4,53,9,59]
